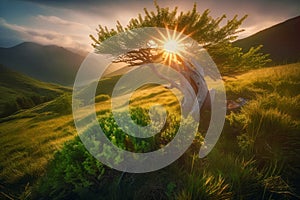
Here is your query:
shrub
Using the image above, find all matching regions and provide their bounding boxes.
[98,107,181,153]
[33,137,105,199]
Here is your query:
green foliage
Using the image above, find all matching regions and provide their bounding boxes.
[98,107,180,152]
[209,44,272,73]
[90,3,245,46]
[90,2,271,72]
[34,137,105,199]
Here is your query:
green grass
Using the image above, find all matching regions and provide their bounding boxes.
[1,63,299,199]
[0,65,70,118]
[0,95,76,198]
[225,63,300,99]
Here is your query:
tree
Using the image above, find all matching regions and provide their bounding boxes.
[90,2,271,73]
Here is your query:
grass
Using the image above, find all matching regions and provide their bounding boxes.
[0,63,299,199]
[0,96,76,198]
[224,63,300,198]
[0,65,70,118]
[224,63,300,99]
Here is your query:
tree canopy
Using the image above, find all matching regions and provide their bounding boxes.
[90,2,271,73]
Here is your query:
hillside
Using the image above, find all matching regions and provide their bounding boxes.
[234,16,300,64]
[1,63,299,199]
[0,42,85,85]
[0,65,71,117]
[0,95,76,197]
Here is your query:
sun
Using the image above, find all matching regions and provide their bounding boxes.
[163,39,180,54]
[151,27,191,66]
[161,36,185,65]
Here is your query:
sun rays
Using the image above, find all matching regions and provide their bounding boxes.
[150,27,192,66]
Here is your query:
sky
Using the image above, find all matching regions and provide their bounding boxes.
[0,0,299,54]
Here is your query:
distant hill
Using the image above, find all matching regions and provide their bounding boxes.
[0,65,71,117]
[234,16,300,65]
[0,42,85,85]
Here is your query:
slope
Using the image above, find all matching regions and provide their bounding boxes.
[234,16,300,64]
[0,42,85,85]
[0,65,71,117]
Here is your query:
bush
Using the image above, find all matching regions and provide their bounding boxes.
[33,136,106,199]
[98,107,180,153]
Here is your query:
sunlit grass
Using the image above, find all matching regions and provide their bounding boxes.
[0,115,75,181]
[225,63,300,99]
[1,62,299,199]
[0,97,76,197]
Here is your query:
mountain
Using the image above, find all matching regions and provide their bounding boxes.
[0,65,71,118]
[234,16,300,64]
[0,42,85,85]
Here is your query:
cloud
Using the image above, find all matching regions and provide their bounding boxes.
[32,0,299,37]
[0,18,91,54]
[20,0,300,16]
[36,15,89,29]
[20,0,155,19]
[18,0,300,36]
[2,0,299,51]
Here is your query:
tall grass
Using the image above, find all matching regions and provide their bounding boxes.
[0,94,76,198]
[226,63,300,198]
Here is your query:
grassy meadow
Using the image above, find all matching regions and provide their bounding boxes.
[0,63,299,199]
